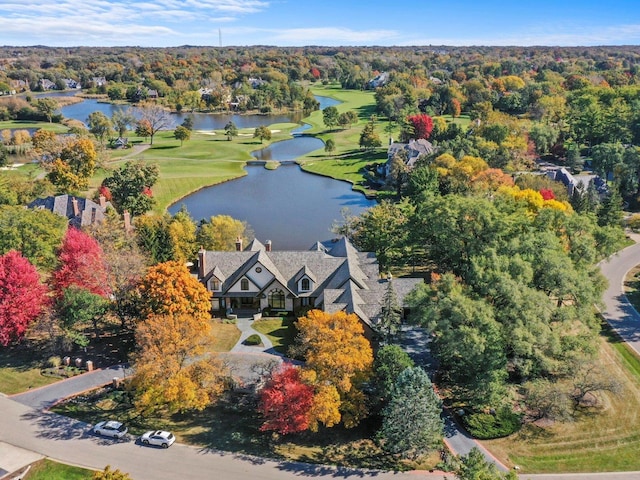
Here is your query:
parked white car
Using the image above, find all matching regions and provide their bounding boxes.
[93,420,128,439]
[140,430,175,448]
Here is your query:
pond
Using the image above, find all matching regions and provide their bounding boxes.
[53,91,373,250]
[168,165,376,251]
[56,92,341,132]
[59,99,301,131]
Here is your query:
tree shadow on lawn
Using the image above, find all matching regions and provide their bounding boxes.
[354,104,378,120]
[150,145,180,150]
[0,342,53,371]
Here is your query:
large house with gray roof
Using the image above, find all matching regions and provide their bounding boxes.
[197,237,422,335]
[382,138,435,178]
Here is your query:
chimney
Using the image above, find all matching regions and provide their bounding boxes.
[99,195,106,208]
[71,197,79,217]
[235,237,243,251]
[123,211,132,232]
[198,246,206,279]
[265,240,272,252]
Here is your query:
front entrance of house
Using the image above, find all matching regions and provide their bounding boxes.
[230,296,260,314]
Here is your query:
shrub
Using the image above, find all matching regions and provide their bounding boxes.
[463,406,522,439]
[244,334,262,346]
[48,356,62,368]
[627,213,640,232]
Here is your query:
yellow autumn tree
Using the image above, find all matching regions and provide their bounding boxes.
[168,208,197,263]
[196,214,251,251]
[293,310,373,429]
[130,313,227,415]
[498,186,573,215]
[470,168,514,193]
[136,261,211,321]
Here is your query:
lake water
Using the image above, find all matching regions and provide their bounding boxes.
[54,92,372,250]
[168,165,376,251]
[57,92,340,132]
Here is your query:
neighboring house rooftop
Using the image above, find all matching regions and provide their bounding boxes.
[384,138,435,176]
[546,167,607,196]
[27,195,111,228]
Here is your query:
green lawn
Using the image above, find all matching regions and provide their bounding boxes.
[100,125,300,213]
[0,347,59,395]
[485,321,640,473]
[251,316,297,354]
[24,459,93,480]
[0,119,69,133]
[209,320,242,352]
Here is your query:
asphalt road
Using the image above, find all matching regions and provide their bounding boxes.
[0,393,447,480]
[599,235,640,355]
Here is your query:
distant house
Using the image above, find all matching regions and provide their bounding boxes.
[10,79,27,92]
[147,89,159,99]
[63,78,81,89]
[28,195,111,228]
[247,77,267,88]
[113,137,129,149]
[197,237,422,336]
[367,72,389,89]
[39,79,56,90]
[92,77,107,87]
[546,167,607,196]
[382,138,435,177]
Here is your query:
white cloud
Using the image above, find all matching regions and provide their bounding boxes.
[223,26,400,45]
[0,0,271,46]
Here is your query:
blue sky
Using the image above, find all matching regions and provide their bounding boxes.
[1,0,639,47]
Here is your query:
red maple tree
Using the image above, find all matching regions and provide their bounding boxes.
[0,250,49,346]
[258,363,314,435]
[539,189,555,200]
[406,113,434,140]
[52,227,111,298]
[98,185,112,201]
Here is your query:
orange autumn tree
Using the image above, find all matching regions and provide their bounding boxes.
[293,310,373,430]
[130,313,226,415]
[135,261,211,321]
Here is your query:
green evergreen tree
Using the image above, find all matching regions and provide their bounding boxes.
[598,183,624,227]
[456,447,518,480]
[379,367,443,459]
[373,344,414,402]
[377,276,403,343]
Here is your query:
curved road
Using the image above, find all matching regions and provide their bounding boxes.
[599,234,640,355]
[3,238,640,479]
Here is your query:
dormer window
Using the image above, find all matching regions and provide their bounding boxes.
[301,278,310,291]
[241,278,249,291]
[212,279,221,291]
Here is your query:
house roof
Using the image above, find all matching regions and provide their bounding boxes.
[199,237,423,328]
[27,195,111,227]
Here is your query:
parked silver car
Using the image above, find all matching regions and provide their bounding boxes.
[140,430,175,448]
[93,420,128,439]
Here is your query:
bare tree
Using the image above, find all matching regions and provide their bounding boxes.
[569,360,623,407]
[138,103,173,145]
